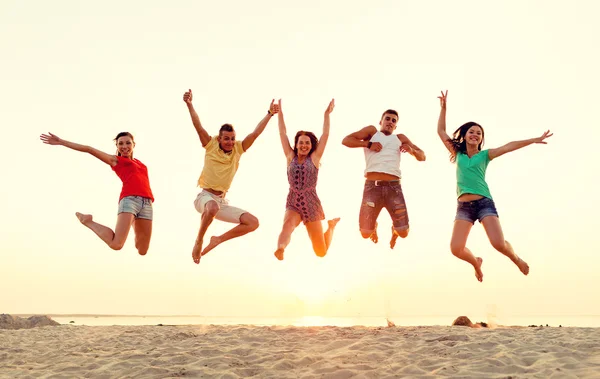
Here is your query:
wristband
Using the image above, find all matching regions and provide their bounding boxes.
[367,142,372,149]
[268,109,274,115]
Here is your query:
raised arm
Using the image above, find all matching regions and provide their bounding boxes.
[488,130,553,160]
[312,99,335,163]
[183,89,211,147]
[277,99,294,161]
[342,125,381,151]
[242,100,279,152]
[398,134,426,161]
[437,90,454,155]
[40,133,117,166]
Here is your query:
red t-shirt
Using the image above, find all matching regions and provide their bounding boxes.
[111,156,154,202]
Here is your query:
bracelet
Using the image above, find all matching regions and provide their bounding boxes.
[268,109,274,115]
[367,142,372,149]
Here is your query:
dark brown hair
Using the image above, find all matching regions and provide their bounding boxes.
[219,124,235,136]
[447,122,485,162]
[293,131,319,157]
[380,109,399,121]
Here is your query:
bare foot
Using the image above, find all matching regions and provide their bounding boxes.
[201,236,222,257]
[369,222,379,243]
[505,241,529,275]
[328,217,341,229]
[474,257,484,282]
[274,248,284,261]
[75,212,92,225]
[516,256,529,275]
[192,239,202,264]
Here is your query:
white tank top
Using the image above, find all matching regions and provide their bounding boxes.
[363,131,402,178]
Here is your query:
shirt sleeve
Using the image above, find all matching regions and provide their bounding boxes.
[205,136,217,150]
[234,140,245,156]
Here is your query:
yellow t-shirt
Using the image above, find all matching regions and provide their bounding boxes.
[197,136,245,192]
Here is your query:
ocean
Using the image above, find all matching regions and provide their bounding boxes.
[46,315,600,328]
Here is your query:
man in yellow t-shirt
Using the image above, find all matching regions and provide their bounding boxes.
[183,89,279,264]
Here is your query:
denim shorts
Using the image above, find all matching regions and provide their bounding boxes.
[359,180,409,234]
[455,197,498,224]
[118,196,153,220]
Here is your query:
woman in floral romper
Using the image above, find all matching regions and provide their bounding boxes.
[274,99,340,260]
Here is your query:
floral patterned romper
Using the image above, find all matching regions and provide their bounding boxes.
[286,155,325,224]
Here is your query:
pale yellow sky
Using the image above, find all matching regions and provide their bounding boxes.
[1,0,598,320]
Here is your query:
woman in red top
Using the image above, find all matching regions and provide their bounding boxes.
[40,131,154,255]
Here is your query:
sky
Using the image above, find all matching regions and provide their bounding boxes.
[1,0,599,322]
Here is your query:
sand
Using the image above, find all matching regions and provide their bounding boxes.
[1,324,598,378]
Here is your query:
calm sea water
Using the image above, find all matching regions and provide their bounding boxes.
[48,315,600,328]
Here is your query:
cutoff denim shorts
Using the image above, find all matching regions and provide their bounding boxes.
[118,196,153,220]
[455,197,498,224]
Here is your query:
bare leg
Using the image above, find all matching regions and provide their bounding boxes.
[133,218,152,256]
[201,212,260,257]
[390,227,409,249]
[304,217,340,258]
[360,222,379,243]
[274,210,302,261]
[324,217,340,249]
[481,216,529,275]
[450,220,484,282]
[192,200,219,264]
[76,212,134,250]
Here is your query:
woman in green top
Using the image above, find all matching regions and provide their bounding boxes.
[436,90,552,282]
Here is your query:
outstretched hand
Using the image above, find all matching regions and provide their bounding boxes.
[269,99,280,115]
[183,89,193,104]
[438,90,448,108]
[534,130,553,144]
[325,99,335,115]
[40,132,62,146]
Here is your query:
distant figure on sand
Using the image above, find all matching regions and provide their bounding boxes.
[342,109,426,249]
[39,132,154,255]
[436,90,552,282]
[273,99,340,261]
[183,89,279,264]
[452,316,488,328]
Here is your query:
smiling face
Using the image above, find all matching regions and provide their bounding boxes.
[218,131,236,153]
[296,135,313,157]
[116,135,134,158]
[465,125,484,147]
[379,112,398,136]
[293,131,318,158]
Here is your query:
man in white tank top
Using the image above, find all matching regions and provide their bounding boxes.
[342,109,426,249]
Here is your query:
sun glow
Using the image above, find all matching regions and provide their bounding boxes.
[293,316,328,327]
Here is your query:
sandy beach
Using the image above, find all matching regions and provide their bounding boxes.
[1,324,599,378]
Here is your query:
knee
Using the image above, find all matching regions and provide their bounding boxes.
[450,242,464,257]
[360,230,373,239]
[109,241,125,251]
[284,219,298,229]
[135,242,149,256]
[314,247,327,258]
[491,239,506,253]
[203,206,219,219]
[395,229,409,238]
[243,214,259,231]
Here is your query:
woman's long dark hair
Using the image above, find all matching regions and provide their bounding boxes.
[114,132,135,157]
[448,122,484,162]
[293,131,319,157]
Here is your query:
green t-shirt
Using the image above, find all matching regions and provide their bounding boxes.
[456,149,492,199]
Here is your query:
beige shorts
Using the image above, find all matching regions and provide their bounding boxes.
[194,190,247,224]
